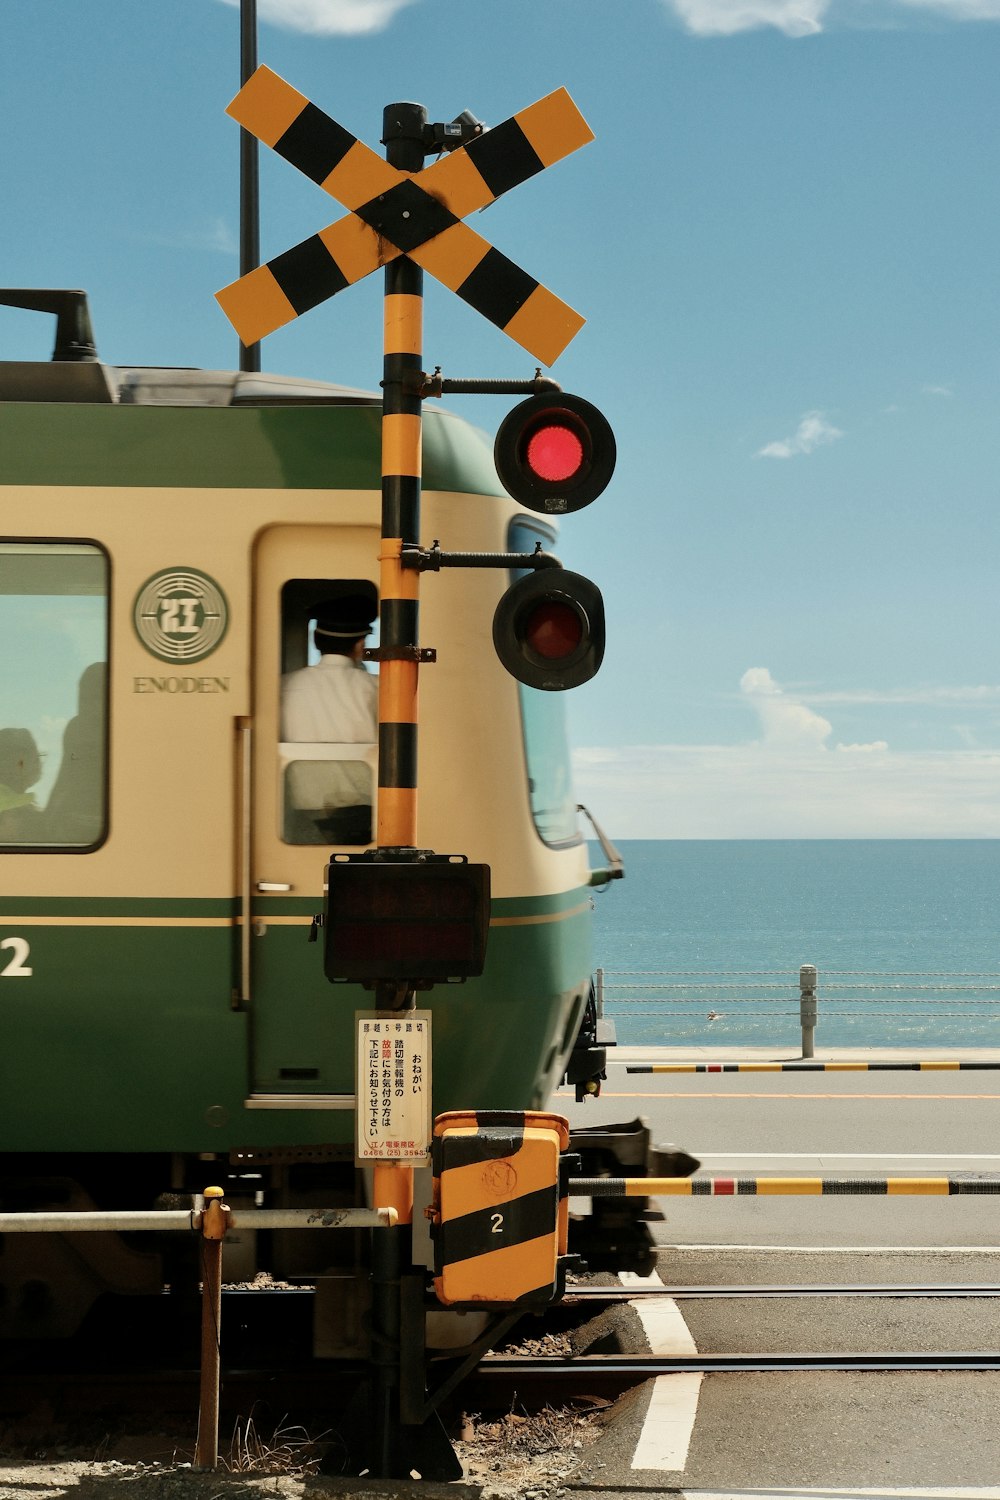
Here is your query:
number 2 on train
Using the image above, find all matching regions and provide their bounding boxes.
[0,938,32,978]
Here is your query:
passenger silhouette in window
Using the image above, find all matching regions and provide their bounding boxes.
[45,662,105,845]
[0,728,43,840]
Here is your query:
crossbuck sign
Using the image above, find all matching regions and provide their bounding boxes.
[216,67,594,365]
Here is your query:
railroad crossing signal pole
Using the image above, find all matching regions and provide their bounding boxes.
[372,104,423,1481]
[215,71,611,1477]
[372,101,427,1230]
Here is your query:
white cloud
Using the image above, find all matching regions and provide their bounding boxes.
[216,0,415,36]
[921,383,955,397]
[756,410,843,459]
[897,0,1000,15]
[573,740,1000,838]
[740,665,833,746]
[835,740,890,752]
[131,218,237,255]
[661,0,1000,32]
[667,0,828,33]
[571,666,1000,836]
[804,684,1000,706]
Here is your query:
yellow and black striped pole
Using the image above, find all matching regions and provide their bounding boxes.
[369,102,425,1483]
[371,103,427,1239]
[377,259,422,852]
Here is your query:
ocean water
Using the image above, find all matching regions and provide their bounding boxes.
[589,841,1000,1051]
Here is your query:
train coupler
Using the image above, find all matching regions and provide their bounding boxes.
[563,982,616,1100]
[567,1117,700,1275]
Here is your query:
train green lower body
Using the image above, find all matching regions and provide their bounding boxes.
[0,888,592,1154]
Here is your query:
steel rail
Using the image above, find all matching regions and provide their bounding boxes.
[568,1282,1000,1300]
[479,1351,1000,1377]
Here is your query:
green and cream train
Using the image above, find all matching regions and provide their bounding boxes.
[0,292,633,1338]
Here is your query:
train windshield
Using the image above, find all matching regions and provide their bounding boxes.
[508,519,580,846]
[0,541,108,850]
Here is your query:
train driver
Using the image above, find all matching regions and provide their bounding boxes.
[280,596,378,844]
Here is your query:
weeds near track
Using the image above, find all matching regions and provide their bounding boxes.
[221,1412,330,1475]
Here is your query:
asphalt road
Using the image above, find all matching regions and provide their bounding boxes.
[549,1046,1000,1498]
[555,1048,1000,1247]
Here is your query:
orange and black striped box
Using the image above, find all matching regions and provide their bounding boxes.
[430,1110,571,1308]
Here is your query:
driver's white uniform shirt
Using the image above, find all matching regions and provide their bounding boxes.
[280,656,378,814]
[281,654,378,743]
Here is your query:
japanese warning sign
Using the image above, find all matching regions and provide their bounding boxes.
[356,1012,432,1165]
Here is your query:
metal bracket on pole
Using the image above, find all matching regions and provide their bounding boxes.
[400,541,562,573]
[363,645,437,663]
[413,367,562,399]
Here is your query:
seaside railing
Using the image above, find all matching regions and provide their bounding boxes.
[594,965,1000,1058]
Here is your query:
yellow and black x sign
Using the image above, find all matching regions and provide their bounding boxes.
[216,67,594,366]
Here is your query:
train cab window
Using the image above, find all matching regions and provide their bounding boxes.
[278,579,378,846]
[507,520,580,847]
[0,541,108,851]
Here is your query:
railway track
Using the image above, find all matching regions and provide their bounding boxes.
[568,1281,1000,1299]
[3,1280,997,1417]
[481,1350,1000,1376]
[4,1346,997,1412]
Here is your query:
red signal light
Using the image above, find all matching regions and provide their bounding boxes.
[495,393,615,515]
[493,569,605,691]
[525,422,585,485]
[524,600,585,659]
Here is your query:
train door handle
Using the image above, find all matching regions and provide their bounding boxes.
[256,881,292,892]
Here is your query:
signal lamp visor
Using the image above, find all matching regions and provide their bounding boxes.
[495,393,615,515]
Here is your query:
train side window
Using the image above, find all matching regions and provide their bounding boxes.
[0,541,109,851]
[507,520,580,847]
[278,578,378,847]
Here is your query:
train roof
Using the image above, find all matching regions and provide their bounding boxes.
[2,290,381,407]
[0,362,381,407]
[0,292,510,495]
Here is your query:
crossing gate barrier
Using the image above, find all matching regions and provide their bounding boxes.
[430,1110,572,1307]
[571,1175,1000,1197]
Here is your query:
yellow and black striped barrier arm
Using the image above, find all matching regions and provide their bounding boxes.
[216,67,590,363]
[572,1175,1000,1197]
[627,1061,1000,1073]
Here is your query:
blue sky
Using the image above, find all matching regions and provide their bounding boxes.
[4,0,999,836]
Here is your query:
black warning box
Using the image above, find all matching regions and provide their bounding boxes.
[324,854,490,985]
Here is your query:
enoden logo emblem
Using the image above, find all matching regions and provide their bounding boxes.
[133,569,229,665]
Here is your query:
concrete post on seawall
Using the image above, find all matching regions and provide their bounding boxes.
[799,964,818,1058]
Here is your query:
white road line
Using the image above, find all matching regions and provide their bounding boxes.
[696,1153,1000,1161]
[676,1490,1000,1498]
[662,1243,1000,1253]
[619,1268,702,1472]
[632,1375,704,1472]
[620,1269,699,1353]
